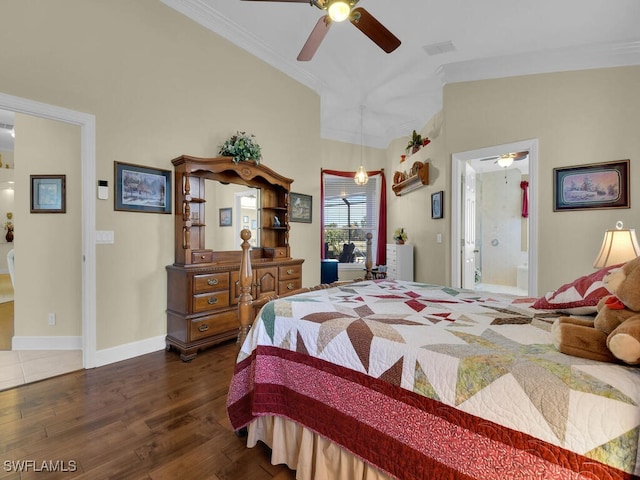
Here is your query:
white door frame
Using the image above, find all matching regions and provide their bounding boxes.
[451,139,539,295]
[0,92,96,368]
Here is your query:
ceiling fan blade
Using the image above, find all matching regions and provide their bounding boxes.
[479,156,499,161]
[512,151,529,160]
[350,7,401,54]
[297,15,332,61]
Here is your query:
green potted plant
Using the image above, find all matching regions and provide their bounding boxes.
[406,130,422,154]
[393,227,407,245]
[406,130,430,155]
[219,131,262,165]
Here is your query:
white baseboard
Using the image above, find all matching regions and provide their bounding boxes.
[94,335,166,368]
[11,335,167,369]
[12,336,83,350]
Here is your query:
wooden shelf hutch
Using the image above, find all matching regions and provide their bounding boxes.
[166,156,304,361]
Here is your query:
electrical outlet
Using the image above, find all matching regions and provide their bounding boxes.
[48,313,56,326]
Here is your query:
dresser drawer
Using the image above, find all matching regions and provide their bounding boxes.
[278,278,302,293]
[190,310,237,341]
[191,250,213,264]
[192,291,229,313]
[193,272,229,293]
[279,264,301,280]
[265,247,288,259]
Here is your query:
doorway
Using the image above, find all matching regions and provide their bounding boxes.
[0,92,96,369]
[451,140,538,296]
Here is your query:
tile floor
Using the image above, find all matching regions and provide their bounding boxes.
[0,350,82,391]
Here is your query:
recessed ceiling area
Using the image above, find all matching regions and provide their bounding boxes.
[161,0,640,148]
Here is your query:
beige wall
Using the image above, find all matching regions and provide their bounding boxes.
[14,114,82,336]
[437,66,639,293]
[384,112,447,285]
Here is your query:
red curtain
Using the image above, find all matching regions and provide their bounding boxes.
[520,180,529,218]
[321,169,387,266]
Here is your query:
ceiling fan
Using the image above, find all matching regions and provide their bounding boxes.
[242,0,401,61]
[479,151,529,168]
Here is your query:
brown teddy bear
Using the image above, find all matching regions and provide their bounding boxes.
[552,256,640,365]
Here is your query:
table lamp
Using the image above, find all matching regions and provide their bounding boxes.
[593,220,640,268]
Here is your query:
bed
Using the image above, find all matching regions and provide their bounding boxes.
[227,234,640,480]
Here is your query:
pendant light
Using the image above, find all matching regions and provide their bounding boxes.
[354,106,369,185]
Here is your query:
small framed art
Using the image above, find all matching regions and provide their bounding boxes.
[31,175,66,213]
[290,192,312,223]
[114,162,171,214]
[553,160,629,211]
[431,191,443,219]
[219,207,232,226]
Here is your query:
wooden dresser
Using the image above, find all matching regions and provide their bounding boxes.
[166,156,304,361]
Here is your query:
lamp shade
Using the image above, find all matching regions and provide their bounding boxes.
[593,225,640,268]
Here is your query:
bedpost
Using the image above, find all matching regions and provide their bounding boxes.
[365,232,372,280]
[237,229,253,347]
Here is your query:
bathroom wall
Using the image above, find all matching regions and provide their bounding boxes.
[477,168,528,287]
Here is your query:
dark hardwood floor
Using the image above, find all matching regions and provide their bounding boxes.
[0,340,296,480]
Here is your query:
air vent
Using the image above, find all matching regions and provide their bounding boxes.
[0,123,13,131]
[423,40,456,56]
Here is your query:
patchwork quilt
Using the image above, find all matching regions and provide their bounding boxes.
[227,280,640,480]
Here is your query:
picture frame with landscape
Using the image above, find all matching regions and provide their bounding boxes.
[553,160,629,211]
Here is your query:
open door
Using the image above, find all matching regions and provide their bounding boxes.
[462,162,476,289]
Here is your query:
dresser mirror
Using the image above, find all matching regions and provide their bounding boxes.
[204,181,260,252]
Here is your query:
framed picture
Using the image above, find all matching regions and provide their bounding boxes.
[114,162,171,214]
[219,207,232,226]
[553,160,629,211]
[431,191,443,219]
[243,215,249,223]
[31,175,66,213]
[251,219,257,229]
[290,192,312,223]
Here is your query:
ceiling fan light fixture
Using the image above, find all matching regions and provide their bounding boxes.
[327,1,351,22]
[497,156,513,168]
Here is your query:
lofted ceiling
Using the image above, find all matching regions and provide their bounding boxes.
[162,0,640,148]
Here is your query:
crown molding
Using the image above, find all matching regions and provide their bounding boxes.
[437,40,640,85]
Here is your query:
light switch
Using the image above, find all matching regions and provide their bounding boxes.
[436,233,443,244]
[96,230,115,244]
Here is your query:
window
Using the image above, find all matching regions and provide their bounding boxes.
[321,170,383,267]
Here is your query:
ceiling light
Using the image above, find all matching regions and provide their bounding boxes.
[354,165,368,185]
[328,1,351,22]
[497,156,513,168]
[354,106,368,185]
[10,128,15,138]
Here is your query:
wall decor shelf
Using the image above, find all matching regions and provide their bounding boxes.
[392,161,429,196]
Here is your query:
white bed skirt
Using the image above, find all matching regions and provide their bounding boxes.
[247,416,393,480]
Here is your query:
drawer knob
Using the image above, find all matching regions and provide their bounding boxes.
[201,255,206,259]
[198,324,209,332]
[207,297,218,305]
[207,278,219,286]
[287,282,295,290]
[286,269,294,275]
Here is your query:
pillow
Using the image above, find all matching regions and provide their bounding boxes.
[532,263,623,314]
